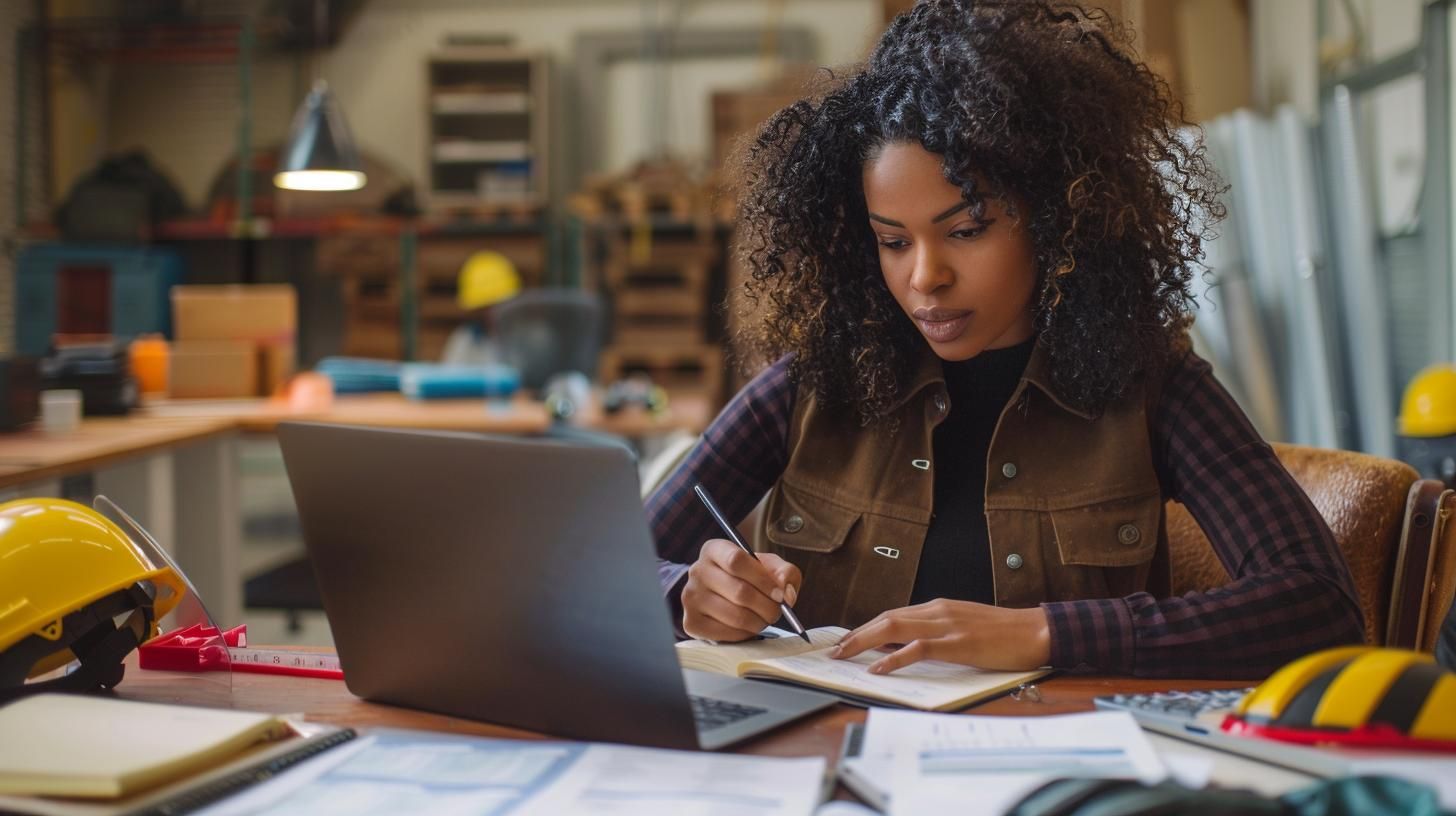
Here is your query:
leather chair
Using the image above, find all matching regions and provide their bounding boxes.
[1167,442,1427,647]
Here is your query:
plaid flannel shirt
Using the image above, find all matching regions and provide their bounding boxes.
[646,352,1365,678]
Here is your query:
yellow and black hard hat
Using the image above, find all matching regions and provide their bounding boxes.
[1222,646,1456,752]
[0,498,185,702]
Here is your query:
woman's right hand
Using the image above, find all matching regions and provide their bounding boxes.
[681,538,802,642]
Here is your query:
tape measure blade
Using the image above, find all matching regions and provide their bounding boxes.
[225,647,341,671]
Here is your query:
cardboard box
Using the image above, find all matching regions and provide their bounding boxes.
[169,341,258,399]
[172,285,297,344]
[259,342,296,396]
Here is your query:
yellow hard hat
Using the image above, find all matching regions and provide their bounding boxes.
[1399,364,1456,437]
[0,498,186,701]
[457,250,521,310]
[1223,646,1456,751]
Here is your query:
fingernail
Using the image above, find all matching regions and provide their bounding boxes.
[785,585,798,607]
[771,587,784,603]
[869,662,885,674]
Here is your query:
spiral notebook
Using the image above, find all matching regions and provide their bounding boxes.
[0,695,354,816]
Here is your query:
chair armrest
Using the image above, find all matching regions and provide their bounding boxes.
[1387,479,1449,648]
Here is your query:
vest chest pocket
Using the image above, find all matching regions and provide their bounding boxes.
[1050,492,1161,567]
[764,482,859,554]
[760,482,865,627]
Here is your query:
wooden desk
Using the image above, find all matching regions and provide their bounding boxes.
[137,394,547,435]
[0,416,246,630]
[137,392,712,438]
[121,667,1251,756]
[0,416,235,490]
[0,393,710,630]
[118,664,1311,802]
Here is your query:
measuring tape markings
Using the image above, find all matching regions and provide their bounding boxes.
[225,647,343,679]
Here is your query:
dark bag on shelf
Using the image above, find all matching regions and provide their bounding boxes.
[55,151,187,241]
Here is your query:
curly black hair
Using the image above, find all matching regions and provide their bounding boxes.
[730,0,1223,423]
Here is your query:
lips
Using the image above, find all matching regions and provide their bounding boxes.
[911,307,973,344]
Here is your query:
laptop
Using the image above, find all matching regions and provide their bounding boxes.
[277,421,837,750]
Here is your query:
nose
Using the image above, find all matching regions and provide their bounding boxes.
[909,243,953,294]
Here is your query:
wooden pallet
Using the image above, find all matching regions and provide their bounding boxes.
[604,238,716,293]
[342,318,401,360]
[570,159,723,227]
[341,274,403,322]
[427,199,543,224]
[605,263,709,296]
[315,233,400,277]
[614,289,703,317]
[599,343,723,401]
[613,322,704,347]
[341,317,455,362]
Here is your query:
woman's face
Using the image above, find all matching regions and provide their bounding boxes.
[863,141,1038,361]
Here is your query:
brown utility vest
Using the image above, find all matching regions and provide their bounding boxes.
[752,341,1171,629]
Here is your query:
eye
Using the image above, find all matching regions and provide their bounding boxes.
[877,236,910,250]
[950,223,990,240]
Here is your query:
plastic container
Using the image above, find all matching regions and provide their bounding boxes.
[40,389,83,434]
[129,335,169,395]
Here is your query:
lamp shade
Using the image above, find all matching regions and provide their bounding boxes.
[274,80,366,191]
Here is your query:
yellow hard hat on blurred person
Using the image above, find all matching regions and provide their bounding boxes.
[457,250,522,311]
[1399,364,1456,437]
[0,498,186,702]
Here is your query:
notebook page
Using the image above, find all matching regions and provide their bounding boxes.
[748,649,1039,710]
[675,627,846,675]
[0,695,290,798]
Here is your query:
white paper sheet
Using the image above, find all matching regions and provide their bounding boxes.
[195,730,824,816]
[518,744,825,816]
[863,710,1166,816]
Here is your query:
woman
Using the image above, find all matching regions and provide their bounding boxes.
[647,0,1364,679]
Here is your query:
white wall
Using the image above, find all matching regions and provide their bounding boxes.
[1251,0,1423,115]
[1251,0,1427,235]
[103,0,881,209]
[1251,0,1317,116]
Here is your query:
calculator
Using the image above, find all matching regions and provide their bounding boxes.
[1094,688,1351,777]
[1095,688,1251,734]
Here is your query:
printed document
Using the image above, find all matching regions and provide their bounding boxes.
[860,709,1165,816]
[196,729,825,816]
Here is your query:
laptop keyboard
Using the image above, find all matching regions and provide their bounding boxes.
[689,694,768,731]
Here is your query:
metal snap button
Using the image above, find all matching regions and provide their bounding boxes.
[1118,523,1141,545]
[1001,462,1018,479]
[911,459,931,471]
[781,515,804,533]
[933,393,948,415]
[1006,552,1024,569]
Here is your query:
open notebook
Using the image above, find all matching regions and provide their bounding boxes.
[675,626,1048,711]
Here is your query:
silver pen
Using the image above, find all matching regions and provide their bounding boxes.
[693,483,811,643]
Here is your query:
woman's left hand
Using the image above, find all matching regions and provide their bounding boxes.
[831,599,1051,674]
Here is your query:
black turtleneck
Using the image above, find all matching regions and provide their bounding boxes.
[909,338,1036,605]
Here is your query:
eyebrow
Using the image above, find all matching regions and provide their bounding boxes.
[867,201,972,228]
